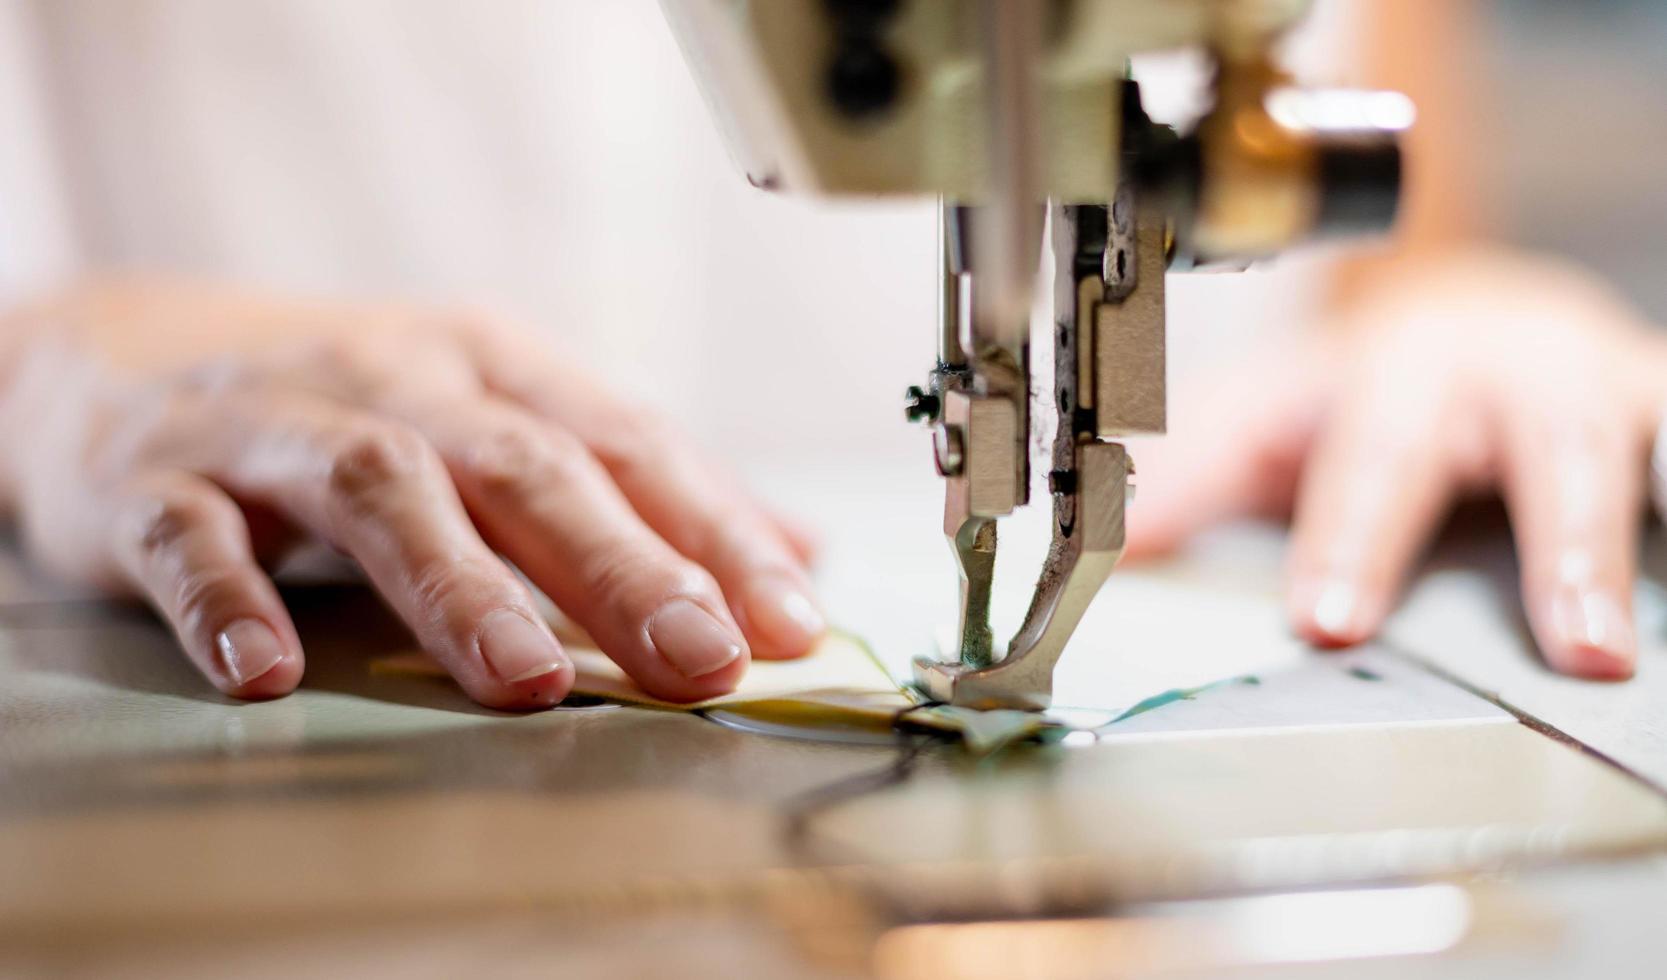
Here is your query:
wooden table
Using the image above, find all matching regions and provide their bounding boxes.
[5,473,1667,979]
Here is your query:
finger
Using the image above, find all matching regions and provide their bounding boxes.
[107,472,303,699]
[1123,422,1306,562]
[1123,348,1326,561]
[193,396,575,709]
[452,323,825,660]
[1284,360,1464,648]
[768,507,822,568]
[1495,394,1644,680]
[589,424,825,660]
[410,399,756,700]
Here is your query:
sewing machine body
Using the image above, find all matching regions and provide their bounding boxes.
[659,0,1306,198]
[661,0,1407,708]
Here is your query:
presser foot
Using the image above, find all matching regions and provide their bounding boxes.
[913,442,1130,712]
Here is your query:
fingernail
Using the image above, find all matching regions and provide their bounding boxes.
[744,576,826,651]
[479,609,570,684]
[1312,580,1358,635]
[216,619,286,686]
[1295,577,1373,646]
[1548,586,1635,677]
[649,599,745,678]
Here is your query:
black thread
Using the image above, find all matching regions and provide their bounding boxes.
[781,700,947,847]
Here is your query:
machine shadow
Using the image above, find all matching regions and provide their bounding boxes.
[1417,498,1667,667]
[0,579,507,716]
[1418,499,1536,647]
[277,584,513,717]
[0,607,227,704]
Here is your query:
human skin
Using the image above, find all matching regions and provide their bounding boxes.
[1117,0,1667,680]
[0,280,824,709]
[1125,248,1667,680]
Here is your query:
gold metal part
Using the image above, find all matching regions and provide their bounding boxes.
[1094,203,1167,438]
[939,389,1022,520]
[659,0,1311,198]
[1192,54,1319,259]
[664,0,1404,710]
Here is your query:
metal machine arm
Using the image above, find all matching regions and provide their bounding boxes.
[662,0,1410,710]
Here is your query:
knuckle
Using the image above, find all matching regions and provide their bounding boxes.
[320,333,386,370]
[441,305,514,346]
[1509,398,1625,458]
[170,356,260,398]
[580,545,710,615]
[1344,424,1426,468]
[124,490,219,565]
[578,548,663,613]
[304,333,473,403]
[404,554,525,654]
[296,336,367,378]
[172,566,250,637]
[588,408,676,479]
[687,517,759,573]
[88,388,196,478]
[461,422,588,498]
[325,423,436,511]
[407,554,508,620]
[460,423,547,493]
[309,336,406,397]
[1569,410,1627,454]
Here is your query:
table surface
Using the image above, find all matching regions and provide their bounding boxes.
[4,464,1667,978]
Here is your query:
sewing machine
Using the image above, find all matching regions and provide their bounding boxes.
[661,0,1410,708]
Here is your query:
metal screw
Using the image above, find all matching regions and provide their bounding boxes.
[904,385,941,424]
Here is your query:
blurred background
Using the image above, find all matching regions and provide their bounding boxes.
[1,0,1665,478]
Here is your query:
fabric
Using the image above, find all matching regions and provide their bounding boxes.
[372,630,1054,753]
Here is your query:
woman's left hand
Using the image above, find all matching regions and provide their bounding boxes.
[1125,249,1667,679]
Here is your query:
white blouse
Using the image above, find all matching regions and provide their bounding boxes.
[0,0,1349,469]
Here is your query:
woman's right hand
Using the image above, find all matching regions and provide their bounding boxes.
[0,281,825,709]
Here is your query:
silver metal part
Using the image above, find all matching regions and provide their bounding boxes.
[937,387,1021,671]
[915,199,1150,710]
[938,203,968,370]
[657,0,1314,198]
[663,0,1405,712]
[916,441,1129,710]
[971,0,1044,348]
